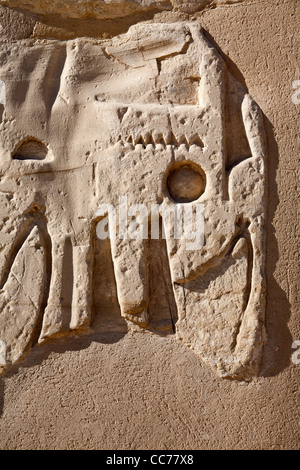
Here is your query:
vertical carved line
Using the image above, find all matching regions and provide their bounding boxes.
[229,227,254,353]
[148,216,178,333]
[30,214,52,346]
[159,235,178,333]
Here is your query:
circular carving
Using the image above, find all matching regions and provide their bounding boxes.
[167,162,206,203]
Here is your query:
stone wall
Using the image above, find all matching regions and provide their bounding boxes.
[0,0,299,450]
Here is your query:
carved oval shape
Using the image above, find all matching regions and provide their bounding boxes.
[12,138,48,161]
[167,161,206,203]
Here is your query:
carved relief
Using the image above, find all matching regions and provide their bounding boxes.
[0,23,267,379]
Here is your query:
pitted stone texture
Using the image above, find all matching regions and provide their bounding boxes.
[0,23,267,380]
[0,0,248,19]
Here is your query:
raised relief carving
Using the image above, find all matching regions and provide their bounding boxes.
[0,23,267,380]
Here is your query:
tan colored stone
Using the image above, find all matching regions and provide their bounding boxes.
[0,22,267,380]
[0,0,298,452]
[0,1,248,19]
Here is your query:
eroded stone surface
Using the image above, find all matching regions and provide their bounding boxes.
[0,1,248,19]
[0,23,267,380]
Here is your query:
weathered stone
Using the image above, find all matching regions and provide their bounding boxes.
[0,22,267,380]
[0,0,299,452]
[0,0,248,19]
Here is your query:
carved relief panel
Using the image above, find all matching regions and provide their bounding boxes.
[0,24,267,379]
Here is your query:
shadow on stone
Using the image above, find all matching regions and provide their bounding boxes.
[259,114,292,378]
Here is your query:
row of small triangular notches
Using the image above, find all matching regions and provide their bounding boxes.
[117,132,204,148]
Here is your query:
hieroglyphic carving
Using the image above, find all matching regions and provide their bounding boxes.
[0,24,267,379]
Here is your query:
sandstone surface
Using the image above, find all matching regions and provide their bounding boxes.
[0,0,298,451]
[0,1,248,19]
